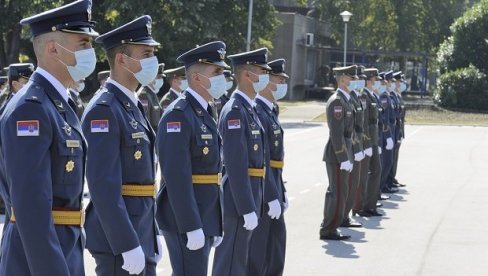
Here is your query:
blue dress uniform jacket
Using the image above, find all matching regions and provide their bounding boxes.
[81,82,158,258]
[379,92,393,146]
[249,98,287,276]
[0,72,86,276]
[213,92,266,276]
[219,92,265,217]
[156,91,222,236]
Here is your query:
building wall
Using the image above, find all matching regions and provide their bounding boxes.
[271,12,331,100]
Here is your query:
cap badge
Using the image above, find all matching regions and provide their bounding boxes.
[217,48,226,60]
[146,21,152,35]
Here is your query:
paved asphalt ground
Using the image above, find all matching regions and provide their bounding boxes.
[2,102,488,275]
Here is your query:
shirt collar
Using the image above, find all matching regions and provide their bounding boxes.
[170,88,181,96]
[235,89,255,107]
[107,78,138,106]
[255,94,274,110]
[36,67,69,102]
[337,88,350,101]
[186,87,208,110]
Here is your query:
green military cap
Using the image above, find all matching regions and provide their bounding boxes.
[333,65,357,78]
[364,68,382,80]
[163,66,186,78]
[357,65,367,79]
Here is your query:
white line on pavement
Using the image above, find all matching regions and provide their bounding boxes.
[299,189,310,194]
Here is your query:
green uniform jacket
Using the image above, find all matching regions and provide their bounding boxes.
[323,89,354,164]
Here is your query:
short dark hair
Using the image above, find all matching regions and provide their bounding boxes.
[106,44,131,68]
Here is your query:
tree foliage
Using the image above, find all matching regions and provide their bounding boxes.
[0,0,279,70]
[313,0,469,54]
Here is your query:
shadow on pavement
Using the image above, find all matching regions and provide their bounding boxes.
[380,201,399,209]
[322,242,359,259]
[354,217,385,230]
[281,122,322,129]
[339,228,367,243]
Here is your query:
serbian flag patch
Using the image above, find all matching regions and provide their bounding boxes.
[91,120,109,133]
[333,106,343,120]
[17,120,39,136]
[167,122,181,133]
[227,119,241,129]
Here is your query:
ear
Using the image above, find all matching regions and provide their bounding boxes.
[116,52,126,66]
[47,40,58,57]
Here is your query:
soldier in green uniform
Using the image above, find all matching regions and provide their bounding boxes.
[355,68,384,216]
[319,65,356,241]
[160,65,186,111]
[342,65,365,228]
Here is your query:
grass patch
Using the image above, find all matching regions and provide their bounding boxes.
[311,107,488,126]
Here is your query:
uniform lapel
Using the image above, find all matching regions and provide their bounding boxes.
[184,91,217,133]
[31,73,84,140]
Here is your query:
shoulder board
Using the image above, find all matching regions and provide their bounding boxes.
[172,97,189,111]
[230,98,241,110]
[95,91,114,106]
[24,84,45,104]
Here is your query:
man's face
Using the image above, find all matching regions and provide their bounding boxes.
[196,64,223,90]
[55,33,93,67]
[121,45,155,74]
[247,66,268,83]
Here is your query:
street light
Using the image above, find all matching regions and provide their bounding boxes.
[340,11,353,66]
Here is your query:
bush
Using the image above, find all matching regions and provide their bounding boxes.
[435,65,488,110]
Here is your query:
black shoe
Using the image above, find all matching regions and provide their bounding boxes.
[340,220,362,228]
[393,178,406,187]
[367,210,384,216]
[376,202,383,208]
[378,195,390,200]
[355,210,372,217]
[320,233,351,240]
[390,183,401,188]
[382,187,399,194]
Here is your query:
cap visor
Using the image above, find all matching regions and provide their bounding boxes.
[62,27,99,37]
[127,38,161,47]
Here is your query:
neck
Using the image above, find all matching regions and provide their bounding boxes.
[338,85,349,93]
[171,86,181,93]
[237,82,256,100]
[260,88,274,103]
[111,67,139,92]
[189,84,212,102]
[38,60,71,89]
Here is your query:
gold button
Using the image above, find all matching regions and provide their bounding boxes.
[253,144,258,151]
[203,147,209,155]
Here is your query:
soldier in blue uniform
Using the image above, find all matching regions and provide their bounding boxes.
[160,66,186,110]
[248,58,288,276]
[0,1,97,275]
[82,15,162,276]
[137,63,165,130]
[212,48,270,276]
[156,40,229,276]
[389,71,407,188]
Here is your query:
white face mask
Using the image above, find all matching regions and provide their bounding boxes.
[151,78,164,93]
[390,83,396,91]
[179,79,188,91]
[56,43,97,82]
[379,84,387,94]
[355,79,365,91]
[77,81,85,92]
[124,55,159,86]
[199,73,227,99]
[373,81,381,90]
[249,71,269,93]
[272,83,288,100]
[400,83,407,92]
[225,80,233,91]
[347,80,356,91]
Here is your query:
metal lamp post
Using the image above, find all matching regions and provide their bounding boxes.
[340,11,353,66]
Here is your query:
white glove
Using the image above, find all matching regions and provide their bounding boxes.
[267,199,282,219]
[364,147,373,157]
[386,138,394,150]
[243,212,258,231]
[339,160,353,172]
[378,146,382,155]
[121,246,145,275]
[155,235,163,263]
[354,151,365,162]
[283,192,289,212]
[186,228,205,250]
[212,236,223,248]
